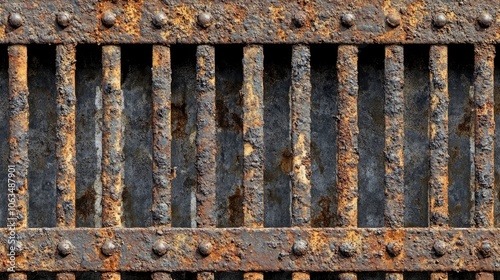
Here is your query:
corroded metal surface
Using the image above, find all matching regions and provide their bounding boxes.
[384,45,404,280]
[1,228,500,272]
[195,45,217,229]
[0,1,499,44]
[151,45,172,227]
[473,44,495,228]
[8,45,28,229]
[336,45,358,228]
[384,45,404,229]
[55,44,77,228]
[429,45,449,228]
[473,43,495,280]
[291,45,312,228]
[242,45,264,229]
[101,45,123,228]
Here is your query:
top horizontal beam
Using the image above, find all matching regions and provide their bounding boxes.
[0,0,499,44]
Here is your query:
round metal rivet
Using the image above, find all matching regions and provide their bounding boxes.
[433,13,447,28]
[57,12,72,28]
[386,242,402,257]
[57,240,73,256]
[478,241,492,258]
[9,13,24,28]
[198,242,213,256]
[101,240,117,256]
[386,13,401,27]
[292,12,307,28]
[102,11,116,27]
[152,12,167,29]
[478,12,493,28]
[292,239,308,256]
[197,12,212,28]
[339,242,356,257]
[341,13,355,28]
[433,240,447,257]
[14,241,23,254]
[153,240,168,256]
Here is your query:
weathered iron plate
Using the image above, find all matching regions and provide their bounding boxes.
[1,228,499,272]
[0,0,499,44]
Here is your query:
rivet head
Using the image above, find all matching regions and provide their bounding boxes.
[9,13,24,28]
[339,242,357,257]
[386,13,401,27]
[433,240,447,257]
[341,13,355,28]
[292,239,308,256]
[101,240,117,256]
[153,240,168,256]
[386,242,402,257]
[152,12,167,29]
[198,242,213,256]
[433,13,447,28]
[14,241,23,254]
[478,12,493,28]
[478,241,492,258]
[197,12,212,28]
[57,12,71,28]
[57,240,73,256]
[102,11,116,27]
[292,12,307,28]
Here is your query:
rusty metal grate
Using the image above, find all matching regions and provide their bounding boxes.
[1,1,500,280]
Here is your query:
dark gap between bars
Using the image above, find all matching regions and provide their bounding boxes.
[448,44,474,228]
[75,45,102,228]
[27,45,57,228]
[170,45,197,228]
[214,45,244,228]
[263,45,292,228]
[404,45,430,227]
[357,44,385,228]
[310,44,338,228]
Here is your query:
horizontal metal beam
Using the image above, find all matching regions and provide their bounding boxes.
[0,0,498,44]
[1,228,499,272]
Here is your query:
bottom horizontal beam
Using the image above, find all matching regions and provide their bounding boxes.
[0,227,499,272]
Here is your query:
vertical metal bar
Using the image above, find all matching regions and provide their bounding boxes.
[429,45,449,228]
[152,45,172,227]
[336,45,358,280]
[430,273,448,280]
[197,272,215,280]
[242,45,265,228]
[8,274,27,280]
[55,43,77,280]
[56,273,76,280]
[56,44,77,227]
[384,45,405,228]
[196,45,217,228]
[429,45,449,280]
[473,43,495,280]
[196,44,216,280]
[151,45,172,280]
[8,45,29,228]
[336,44,359,227]
[290,44,311,280]
[8,45,28,280]
[243,273,264,280]
[384,45,404,280]
[242,45,265,280]
[475,273,494,280]
[101,45,123,280]
[291,44,312,228]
